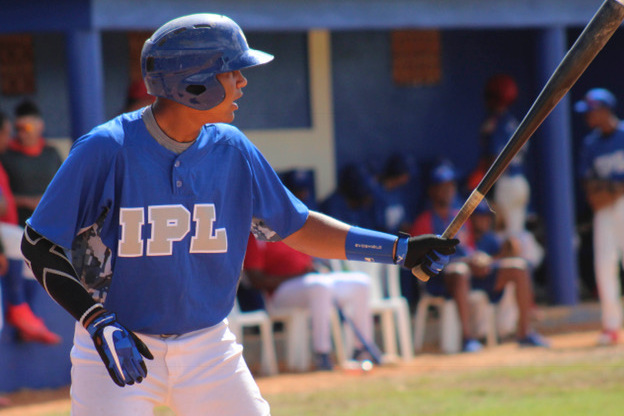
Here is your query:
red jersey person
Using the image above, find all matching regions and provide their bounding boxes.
[0,107,60,344]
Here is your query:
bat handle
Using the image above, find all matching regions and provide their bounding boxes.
[411,264,430,282]
[410,189,486,282]
[410,227,456,282]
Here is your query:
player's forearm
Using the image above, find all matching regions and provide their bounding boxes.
[21,225,103,326]
[284,210,401,264]
[283,210,349,259]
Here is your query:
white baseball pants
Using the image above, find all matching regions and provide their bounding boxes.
[0,222,34,278]
[593,196,624,331]
[70,320,270,416]
[493,173,530,235]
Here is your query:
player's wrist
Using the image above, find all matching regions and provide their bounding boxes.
[345,226,401,264]
[394,233,409,266]
[80,303,106,329]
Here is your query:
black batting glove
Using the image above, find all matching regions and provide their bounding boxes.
[403,234,459,270]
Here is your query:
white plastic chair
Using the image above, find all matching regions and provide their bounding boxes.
[413,267,497,354]
[264,300,347,372]
[331,260,414,362]
[228,300,278,376]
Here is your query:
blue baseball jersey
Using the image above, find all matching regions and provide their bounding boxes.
[27,110,308,335]
[579,121,624,181]
[474,231,502,256]
[471,230,505,303]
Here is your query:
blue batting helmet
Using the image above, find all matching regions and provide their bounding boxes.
[141,13,274,110]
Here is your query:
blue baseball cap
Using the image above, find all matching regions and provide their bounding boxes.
[574,88,616,113]
[430,163,456,184]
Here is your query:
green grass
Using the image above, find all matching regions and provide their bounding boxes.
[265,357,624,416]
[7,353,624,416]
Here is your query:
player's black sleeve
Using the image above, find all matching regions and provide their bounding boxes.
[21,225,102,324]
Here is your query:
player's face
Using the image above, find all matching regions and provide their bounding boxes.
[429,181,456,207]
[583,107,609,130]
[210,70,248,123]
[471,214,492,234]
[15,115,44,147]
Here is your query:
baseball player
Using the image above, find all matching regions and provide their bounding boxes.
[474,74,530,237]
[20,13,458,416]
[576,88,624,346]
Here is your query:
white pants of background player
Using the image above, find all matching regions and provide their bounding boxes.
[593,195,624,331]
[0,222,35,278]
[265,271,372,355]
[0,222,34,334]
[70,320,270,416]
[494,173,530,235]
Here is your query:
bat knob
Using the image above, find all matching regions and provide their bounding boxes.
[411,265,430,282]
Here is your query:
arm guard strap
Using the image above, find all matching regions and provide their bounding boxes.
[345,226,399,264]
[21,225,103,325]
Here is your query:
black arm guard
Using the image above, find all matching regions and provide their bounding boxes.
[21,225,103,324]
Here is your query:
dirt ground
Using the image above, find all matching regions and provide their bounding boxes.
[0,320,615,416]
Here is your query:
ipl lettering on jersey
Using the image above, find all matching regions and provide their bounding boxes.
[118,204,227,257]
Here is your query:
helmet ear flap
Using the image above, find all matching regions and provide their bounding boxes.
[181,76,225,110]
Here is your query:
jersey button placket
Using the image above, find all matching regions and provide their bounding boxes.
[173,159,182,192]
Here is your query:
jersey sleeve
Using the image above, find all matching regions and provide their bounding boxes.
[27,132,119,249]
[245,141,309,242]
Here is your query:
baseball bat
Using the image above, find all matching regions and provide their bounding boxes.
[413,0,624,282]
[333,300,383,364]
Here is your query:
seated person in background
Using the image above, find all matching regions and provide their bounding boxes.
[468,200,549,347]
[0,99,62,227]
[320,163,385,231]
[0,214,61,345]
[124,79,156,113]
[0,110,60,344]
[0,266,8,408]
[410,162,482,353]
[244,234,374,371]
[411,162,548,352]
[245,171,375,371]
[280,169,318,211]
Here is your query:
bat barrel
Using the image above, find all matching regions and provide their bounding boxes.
[477,0,624,198]
[412,0,624,282]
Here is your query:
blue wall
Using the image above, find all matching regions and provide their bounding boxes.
[0,34,70,139]
[332,28,540,179]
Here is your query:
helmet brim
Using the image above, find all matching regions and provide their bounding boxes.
[226,48,274,72]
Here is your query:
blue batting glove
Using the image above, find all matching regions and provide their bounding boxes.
[86,311,154,387]
[421,250,451,278]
